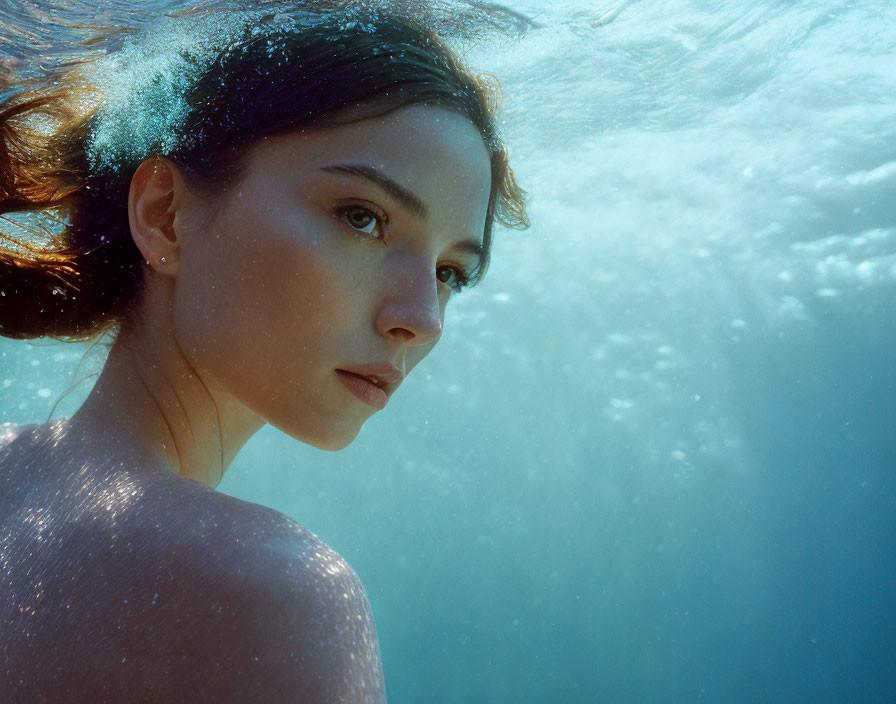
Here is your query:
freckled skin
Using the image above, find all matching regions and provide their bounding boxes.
[0,107,493,702]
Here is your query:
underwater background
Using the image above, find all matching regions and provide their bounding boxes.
[1,0,894,701]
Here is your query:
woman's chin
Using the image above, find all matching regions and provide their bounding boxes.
[288,422,363,452]
[313,435,358,452]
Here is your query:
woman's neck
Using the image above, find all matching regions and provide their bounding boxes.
[68,295,264,488]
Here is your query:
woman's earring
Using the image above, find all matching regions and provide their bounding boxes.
[160,256,167,263]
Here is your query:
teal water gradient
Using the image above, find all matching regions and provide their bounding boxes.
[1,1,894,701]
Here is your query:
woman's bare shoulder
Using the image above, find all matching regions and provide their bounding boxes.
[2,447,385,703]
[119,477,387,702]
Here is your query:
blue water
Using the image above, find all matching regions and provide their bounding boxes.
[1,1,895,701]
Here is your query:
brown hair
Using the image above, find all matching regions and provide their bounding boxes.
[0,3,529,342]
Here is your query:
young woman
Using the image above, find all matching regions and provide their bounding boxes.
[0,3,527,701]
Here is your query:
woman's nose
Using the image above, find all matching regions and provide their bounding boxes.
[375,272,444,347]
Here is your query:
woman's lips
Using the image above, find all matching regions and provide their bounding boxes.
[335,369,388,410]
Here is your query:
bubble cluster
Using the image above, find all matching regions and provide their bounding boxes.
[84,12,235,172]
[83,7,347,173]
[78,2,513,175]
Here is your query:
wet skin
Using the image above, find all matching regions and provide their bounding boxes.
[0,106,492,702]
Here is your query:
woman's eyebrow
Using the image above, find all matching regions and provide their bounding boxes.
[320,164,428,220]
[450,240,484,261]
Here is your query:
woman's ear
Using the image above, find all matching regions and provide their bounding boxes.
[127,157,188,275]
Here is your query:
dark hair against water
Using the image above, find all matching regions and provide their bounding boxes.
[0,1,529,341]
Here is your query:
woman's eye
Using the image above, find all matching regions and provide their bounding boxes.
[342,206,383,238]
[436,265,469,293]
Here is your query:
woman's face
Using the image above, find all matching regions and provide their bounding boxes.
[170,105,492,449]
